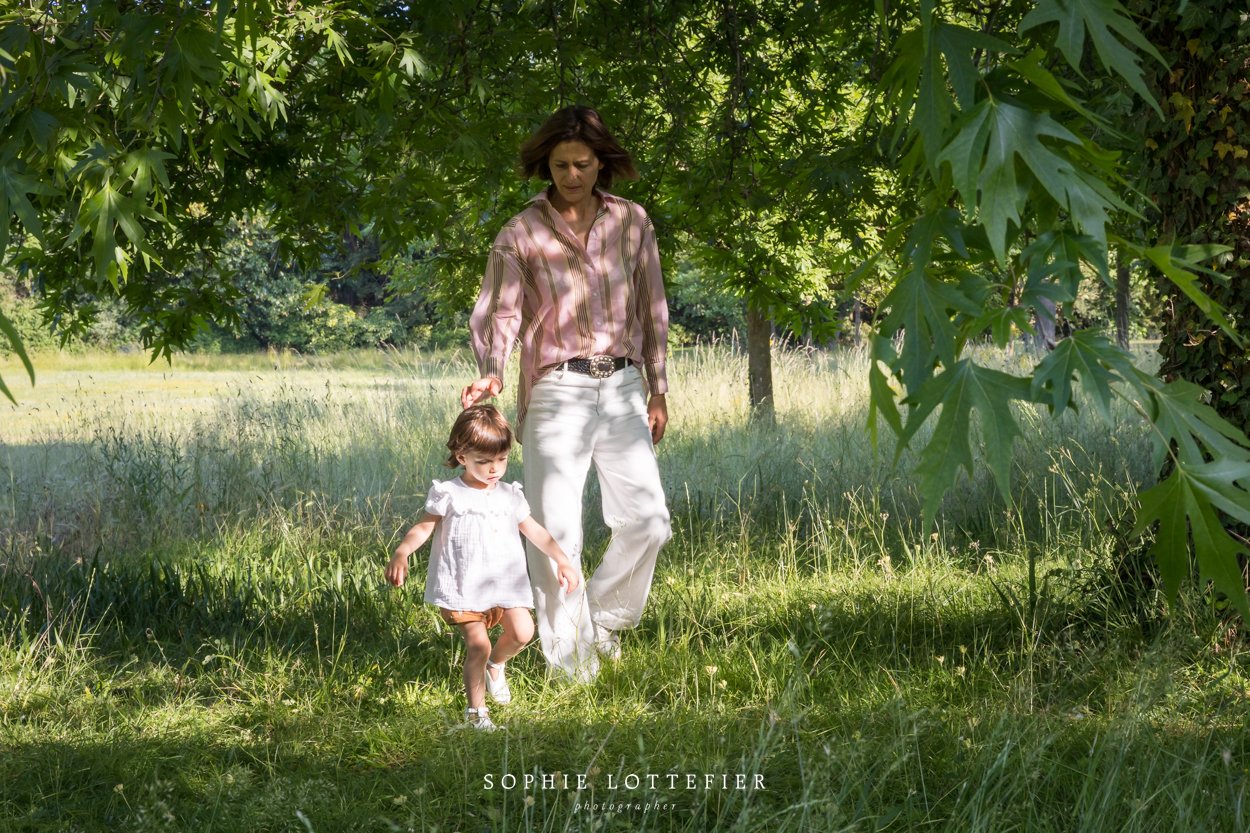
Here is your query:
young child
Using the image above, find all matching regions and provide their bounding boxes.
[385,404,579,730]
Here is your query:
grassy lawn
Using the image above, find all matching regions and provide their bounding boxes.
[1,345,1246,832]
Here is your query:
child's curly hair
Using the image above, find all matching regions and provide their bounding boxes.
[446,404,513,468]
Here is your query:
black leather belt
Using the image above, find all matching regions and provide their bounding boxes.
[560,356,630,378]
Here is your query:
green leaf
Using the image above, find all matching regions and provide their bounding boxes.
[1007,48,1108,127]
[1125,370,1250,475]
[214,0,230,35]
[1140,243,1241,345]
[122,148,175,198]
[964,305,1033,349]
[899,360,1036,527]
[1188,493,1250,622]
[942,98,1128,264]
[1020,0,1165,117]
[938,100,993,218]
[1030,329,1123,418]
[996,105,1112,240]
[977,146,1022,265]
[1188,460,1250,529]
[1020,229,1107,296]
[1133,468,1194,606]
[0,309,35,405]
[879,261,979,389]
[0,165,59,254]
[881,27,925,152]
[1135,463,1250,621]
[916,24,954,175]
[325,27,352,65]
[399,47,428,79]
[934,23,1016,110]
[301,282,328,310]
[868,337,904,451]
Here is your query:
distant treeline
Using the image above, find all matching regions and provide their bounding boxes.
[2,213,1161,356]
[0,216,748,355]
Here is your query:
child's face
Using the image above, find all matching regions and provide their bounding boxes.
[457,449,510,489]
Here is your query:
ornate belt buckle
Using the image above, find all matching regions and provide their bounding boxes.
[588,355,616,378]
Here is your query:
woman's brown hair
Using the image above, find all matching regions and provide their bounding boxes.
[445,404,513,468]
[519,105,639,190]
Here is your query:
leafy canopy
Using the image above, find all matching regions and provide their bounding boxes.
[872,0,1250,617]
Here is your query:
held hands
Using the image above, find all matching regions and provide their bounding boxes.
[519,516,580,595]
[555,561,580,594]
[461,376,502,409]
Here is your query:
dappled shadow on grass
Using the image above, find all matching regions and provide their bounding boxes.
[4,681,1246,833]
[3,539,1245,833]
[0,519,1186,718]
[0,725,454,833]
[621,566,1224,724]
[1,544,1221,756]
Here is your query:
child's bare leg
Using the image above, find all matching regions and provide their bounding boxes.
[487,608,535,681]
[459,621,492,708]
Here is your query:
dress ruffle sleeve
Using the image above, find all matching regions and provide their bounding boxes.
[424,480,452,516]
[511,482,532,525]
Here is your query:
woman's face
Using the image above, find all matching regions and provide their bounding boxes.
[548,140,603,206]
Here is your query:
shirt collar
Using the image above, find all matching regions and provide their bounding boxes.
[528,185,620,209]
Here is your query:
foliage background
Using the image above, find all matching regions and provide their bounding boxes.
[3,0,1250,612]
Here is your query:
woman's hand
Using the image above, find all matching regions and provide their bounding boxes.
[461,376,502,409]
[647,394,668,444]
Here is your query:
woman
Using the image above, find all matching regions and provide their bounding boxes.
[461,105,671,682]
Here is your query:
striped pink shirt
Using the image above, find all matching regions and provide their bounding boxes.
[469,188,669,435]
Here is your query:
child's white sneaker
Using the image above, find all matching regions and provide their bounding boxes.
[464,706,498,731]
[485,659,511,704]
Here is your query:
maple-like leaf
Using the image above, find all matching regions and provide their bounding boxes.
[877,263,980,392]
[1007,48,1108,128]
[69,179,165,286]
[1139,243,1241,344]
[1020,230,1109,297]
[1020,0,1165,117]
[1125,371,1250,471]
[1134,464,1250,621]
[1122,370,1250,619]
[0,310,35,405]
[934,22,1016,110]
[0,164,59,255]
[939,98,1128,264]
[1030,329,1123,419]
[899,359,1036,527]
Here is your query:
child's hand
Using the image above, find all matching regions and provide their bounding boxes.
[556,562,580,593]
[385,552,410,587]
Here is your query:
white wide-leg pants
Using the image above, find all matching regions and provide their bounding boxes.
[522,365,671,681]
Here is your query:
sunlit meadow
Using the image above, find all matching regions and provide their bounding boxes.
[0,343,1246,832]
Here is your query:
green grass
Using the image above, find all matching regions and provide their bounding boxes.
[1,344,1246,832]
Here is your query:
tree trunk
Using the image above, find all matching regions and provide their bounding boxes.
[1114,258,1131,351]
[746,303,774,424]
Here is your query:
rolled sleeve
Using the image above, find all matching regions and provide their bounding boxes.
[634,216,669,395]
[469,228,525,387]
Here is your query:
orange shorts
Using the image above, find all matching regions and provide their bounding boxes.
[439,606,506,628]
